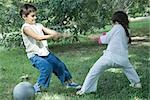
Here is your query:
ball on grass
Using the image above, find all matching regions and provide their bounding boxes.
[13,82,35,100]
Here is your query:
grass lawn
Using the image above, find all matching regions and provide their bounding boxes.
[0,19,149,100]
[90,18,150,37]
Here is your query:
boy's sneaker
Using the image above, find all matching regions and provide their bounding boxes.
[33,83,42,94]
[65,82,81,89]
[129,83,142,88]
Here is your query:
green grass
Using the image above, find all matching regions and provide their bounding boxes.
[0,42,149,100]
[129,19,150,37]
[87,18,150,37]
[0,19,149,100]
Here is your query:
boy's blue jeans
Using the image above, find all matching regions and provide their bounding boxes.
[30,53,72,88]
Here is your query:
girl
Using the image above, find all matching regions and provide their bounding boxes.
[76,11,141,95]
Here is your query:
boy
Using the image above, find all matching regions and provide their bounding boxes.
[20,4,81,93]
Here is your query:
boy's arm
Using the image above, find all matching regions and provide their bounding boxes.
[42,26,59,36]
[42,26,71,40]
[23,26,54,41]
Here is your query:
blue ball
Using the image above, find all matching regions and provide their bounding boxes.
[13,82,35,100]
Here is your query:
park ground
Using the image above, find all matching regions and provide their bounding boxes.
[0,18,149,100]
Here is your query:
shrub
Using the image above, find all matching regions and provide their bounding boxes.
[1,32,23,48]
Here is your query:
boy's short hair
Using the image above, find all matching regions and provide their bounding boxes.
[20,4,37,18]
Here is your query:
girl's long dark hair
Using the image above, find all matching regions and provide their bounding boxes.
[112,11,131,43]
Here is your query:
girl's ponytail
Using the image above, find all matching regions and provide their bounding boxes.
[112,11,131,44]
[120,22,131,43]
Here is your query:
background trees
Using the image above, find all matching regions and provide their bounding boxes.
[0,0,149,47]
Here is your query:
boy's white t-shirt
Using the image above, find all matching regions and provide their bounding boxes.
[99,24,130,67]
[21,23,49,58]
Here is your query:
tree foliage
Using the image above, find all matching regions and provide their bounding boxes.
[0,0,149,47]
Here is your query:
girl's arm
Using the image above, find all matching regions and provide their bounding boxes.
[97,25,117,45]
[88,34,100,42]
[99,32,109,45]
[87,32,108,45]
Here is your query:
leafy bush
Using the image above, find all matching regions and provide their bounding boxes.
[0,0,149,48]
[1,32,23,48]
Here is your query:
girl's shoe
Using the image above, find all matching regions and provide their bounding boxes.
[76,90,85,95]
[129,83,142,88]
